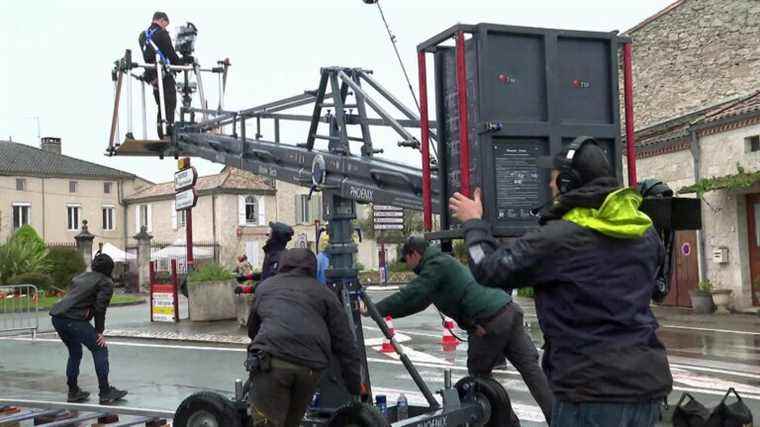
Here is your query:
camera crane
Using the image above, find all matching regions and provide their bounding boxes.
[102,21,520,426]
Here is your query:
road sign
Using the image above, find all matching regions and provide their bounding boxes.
[374,217,404,224]
[374,205,403,211]
[374,223,404,230]
[175,188,198,210]
[374,210,404,218]
[174,167,198,191]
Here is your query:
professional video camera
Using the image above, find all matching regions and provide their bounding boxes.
[176,22,198,63]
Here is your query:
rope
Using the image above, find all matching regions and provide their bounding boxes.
[374,1,420,113]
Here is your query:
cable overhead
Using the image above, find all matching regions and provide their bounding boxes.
[373,1,421,113]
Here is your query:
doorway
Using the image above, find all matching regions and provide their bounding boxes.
[744,194,760,306]
[663,230,699,307]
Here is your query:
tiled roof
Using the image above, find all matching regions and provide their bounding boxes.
[633,93,759,149]
[703,91,760,124]
[125,167,274,201]
[0,140,137,179]
[625,0,686,34]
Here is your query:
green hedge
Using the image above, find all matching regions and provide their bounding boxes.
[7,272,53,292]
[187,263,234,284]
[46,247,86,290]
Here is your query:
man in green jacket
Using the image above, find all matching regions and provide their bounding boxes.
[374,237,554,422]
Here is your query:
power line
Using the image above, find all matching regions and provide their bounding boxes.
[374,1,420,113]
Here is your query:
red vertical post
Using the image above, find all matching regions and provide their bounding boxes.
[455,31,471,197]
[417,50,433,232]
[185,209,194,272]
[171,259,179,322]
[149,261,155,322]
[623,43,637,188]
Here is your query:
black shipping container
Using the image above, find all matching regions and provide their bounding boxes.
[420,23,628,239]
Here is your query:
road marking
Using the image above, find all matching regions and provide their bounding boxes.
[659,324,760,336]
[6,337,760,402]
[0,398,174,417]
[371,345,453,365]
[670,363,760,380]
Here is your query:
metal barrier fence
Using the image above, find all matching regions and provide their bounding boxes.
[0,285,39,338]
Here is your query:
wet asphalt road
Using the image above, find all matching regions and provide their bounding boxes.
[2,289,760,426]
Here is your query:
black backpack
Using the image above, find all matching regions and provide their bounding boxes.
[672,388,753,427]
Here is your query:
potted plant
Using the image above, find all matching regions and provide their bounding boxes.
[187,263,236,321]
[711,286,733,314]
[689,280,716,314]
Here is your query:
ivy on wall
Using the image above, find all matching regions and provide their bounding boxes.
[678,163,760,197]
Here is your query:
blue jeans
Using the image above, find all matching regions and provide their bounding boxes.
[551,400,660,427]
[51,316,109,391]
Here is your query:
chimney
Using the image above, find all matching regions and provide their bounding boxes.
[40,137,61,155]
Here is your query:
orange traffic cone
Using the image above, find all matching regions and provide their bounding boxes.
[381,315,395,353]
[441,317,460,350]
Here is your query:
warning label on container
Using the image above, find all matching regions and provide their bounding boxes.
[493,142,543,221]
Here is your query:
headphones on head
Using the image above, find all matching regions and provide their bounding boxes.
[555,136,599,194]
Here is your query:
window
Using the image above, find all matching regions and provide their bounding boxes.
[67,205,81,230]
[139,205,149,229]
[69,181,78,193]
[748,135,760,153]
[295,194,322,224]
[239,195,265,226]
[104,182,113,194]
[135,204,152,232]
[245,196,258,225]
[178,209,187,228]
[102,206,115,231]
[16,179,26,191]
[12,203,30,230]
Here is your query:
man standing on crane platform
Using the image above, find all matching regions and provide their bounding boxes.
[138,11,182,139]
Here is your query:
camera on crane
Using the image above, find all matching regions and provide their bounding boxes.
[176,22,198,62]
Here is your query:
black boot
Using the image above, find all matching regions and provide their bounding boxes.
[99,386,128,405]
[67,386,90,403]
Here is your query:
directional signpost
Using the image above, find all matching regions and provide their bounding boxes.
[373,205,404,284]
[175,158,197,274]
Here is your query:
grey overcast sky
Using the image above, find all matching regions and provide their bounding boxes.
[0,0,673,184]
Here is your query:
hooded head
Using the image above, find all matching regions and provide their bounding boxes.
[267,222,294,246]
[539,137,612,195]
[277,248,317,277]
[92,253,115,277]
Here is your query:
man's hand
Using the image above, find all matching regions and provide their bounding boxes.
[359,300,368,317]
[96,333,107,348]
[449,188,484,222]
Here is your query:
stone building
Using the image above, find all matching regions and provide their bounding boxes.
[626,0,760,309]
[0,138,150,248]
[626,0,760,129]
[124,167,395,278]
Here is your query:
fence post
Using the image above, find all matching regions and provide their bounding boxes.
[134,226,154,293]
[74,220,95,271]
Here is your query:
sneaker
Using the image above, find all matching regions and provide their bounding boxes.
[67,389,90,403]
[99,386,128,404]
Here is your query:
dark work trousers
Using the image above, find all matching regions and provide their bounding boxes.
[468,302,555,424]
[551,400,660,427]
[152,74,176,139]
[51,316,109,392]
[250,357,322,427]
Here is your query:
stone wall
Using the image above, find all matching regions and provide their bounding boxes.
[626,0,760,129]
[634,149,695,193]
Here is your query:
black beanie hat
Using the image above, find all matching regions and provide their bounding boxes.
[92,253,115,277]
[571,142,612,185]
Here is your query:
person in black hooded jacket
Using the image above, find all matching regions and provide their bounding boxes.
[235,222,293,293]
[247,248,362,426]
[50,253,128,404]
[449,137,672,427]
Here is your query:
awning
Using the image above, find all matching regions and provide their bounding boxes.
[95,242,136,262]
